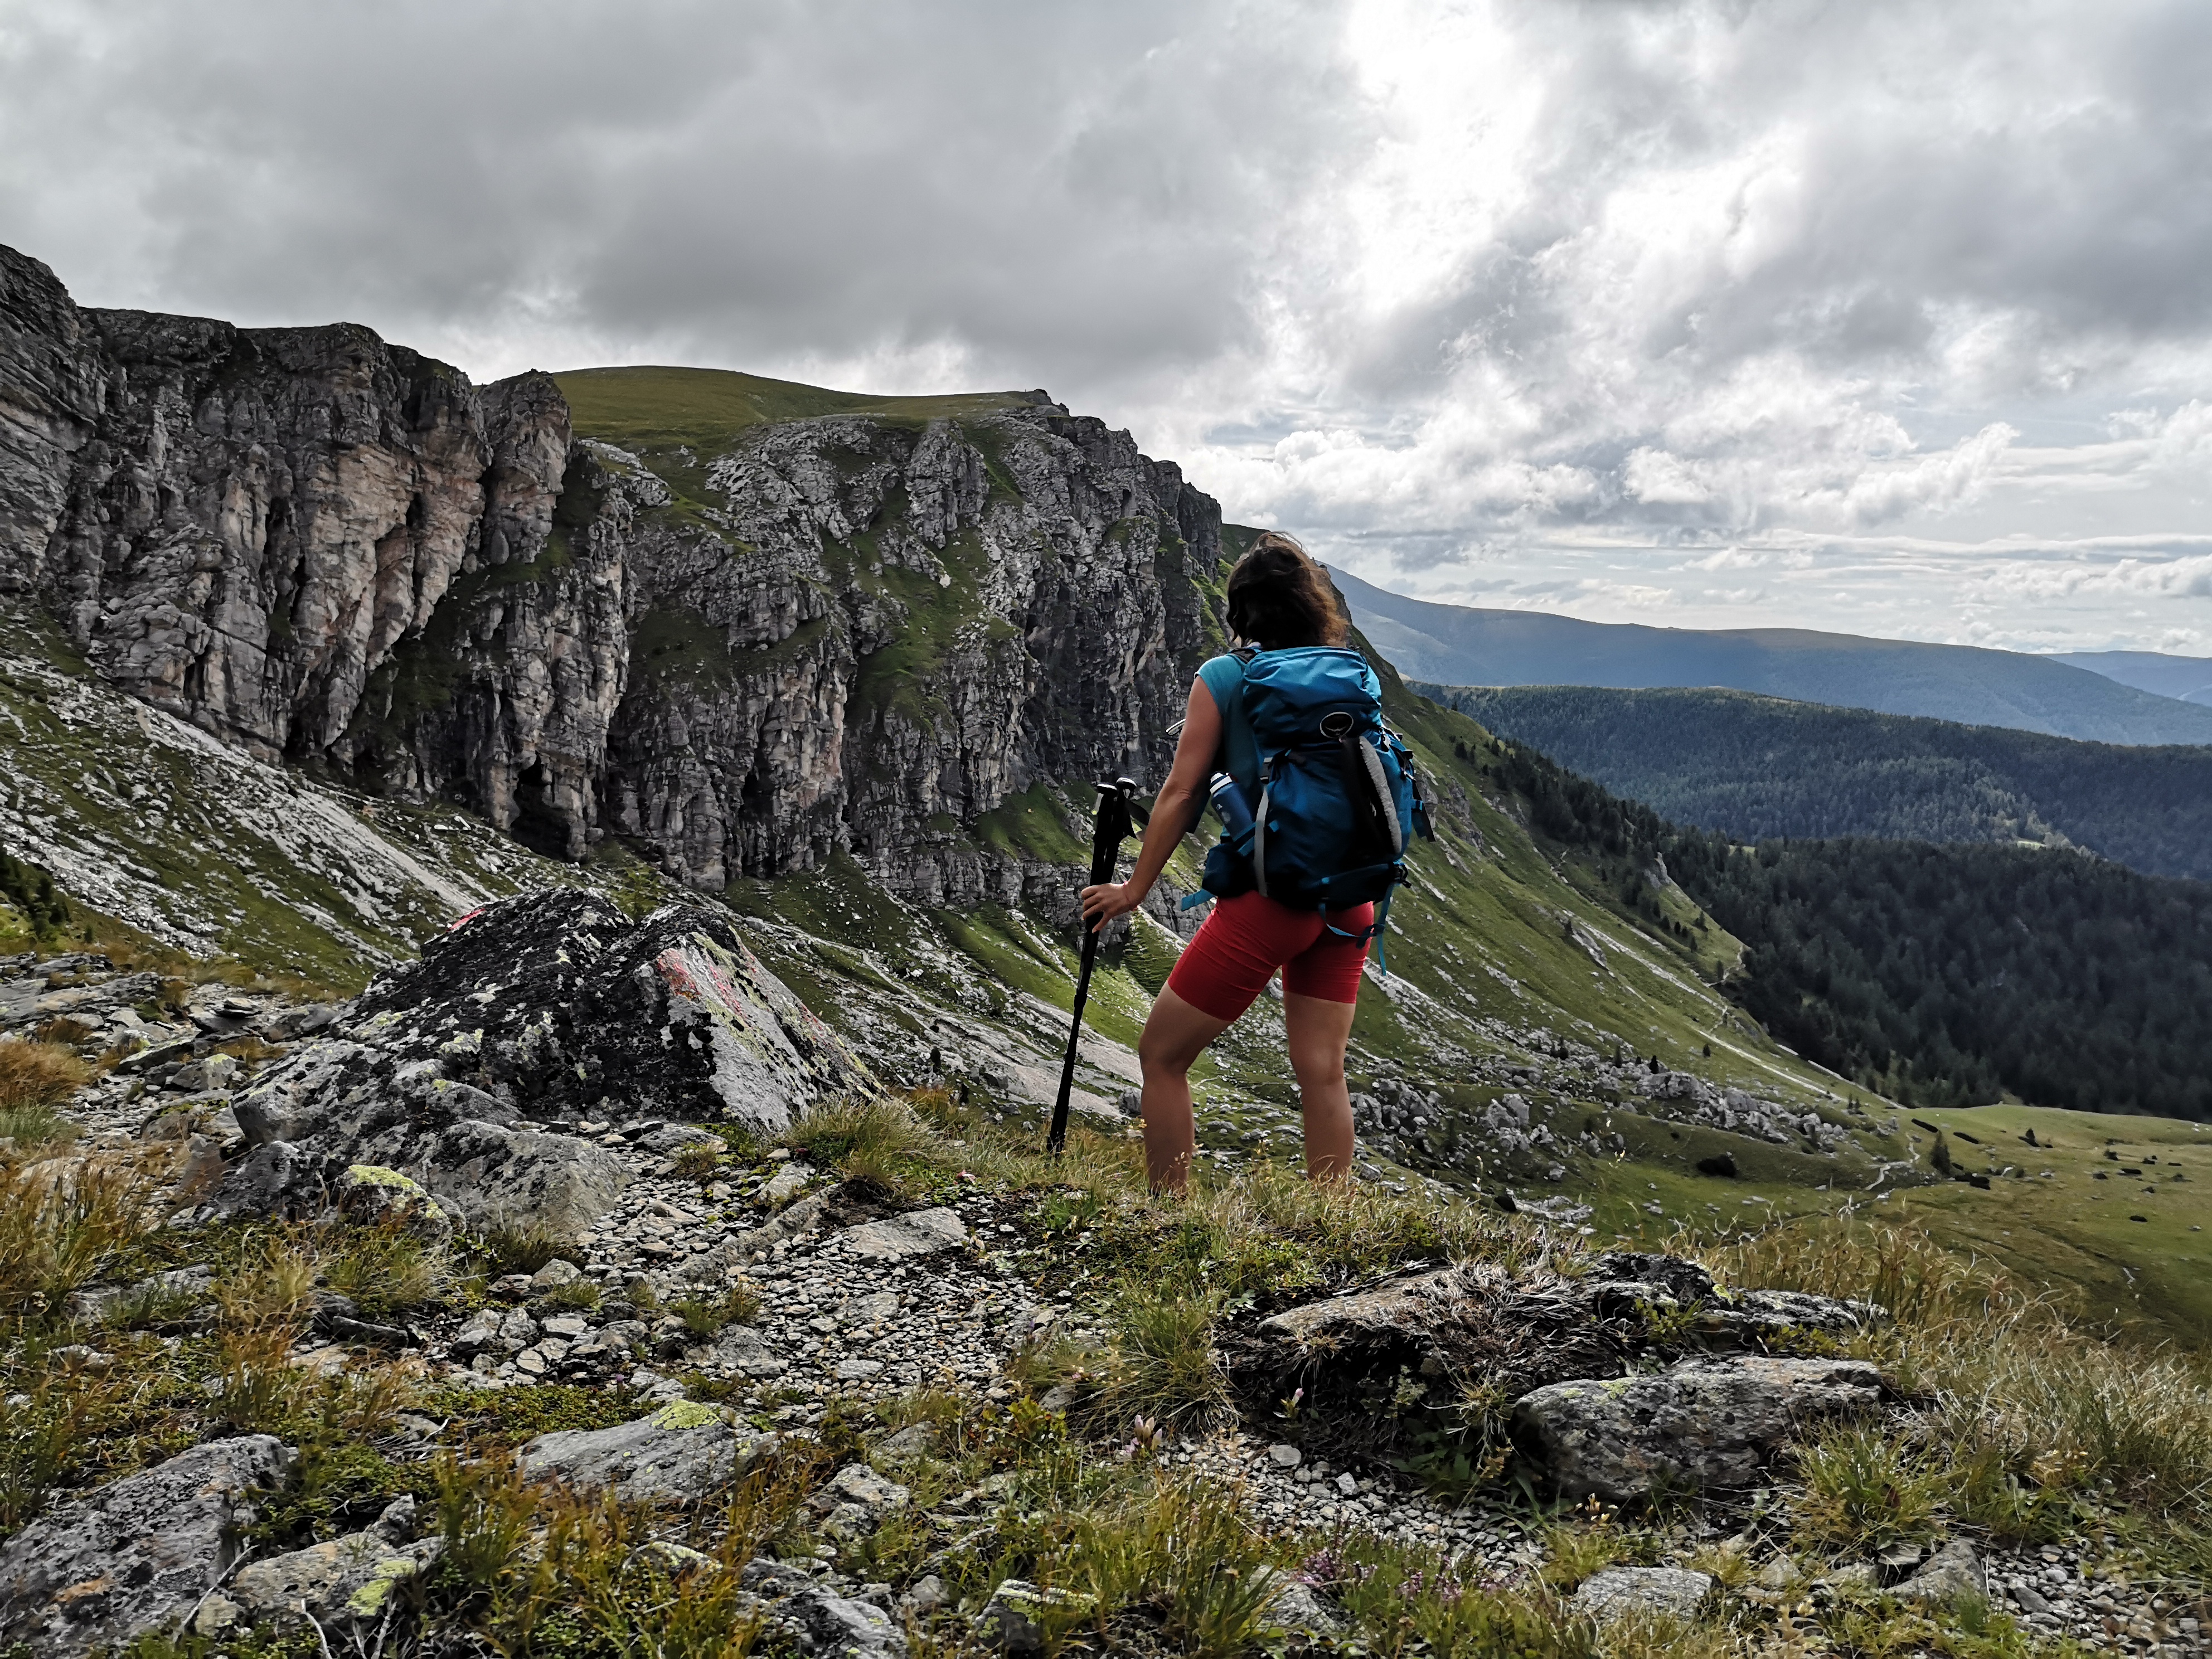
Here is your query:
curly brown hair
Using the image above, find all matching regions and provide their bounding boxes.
[1224,531,1348,651]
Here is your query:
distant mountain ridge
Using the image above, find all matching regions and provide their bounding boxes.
[1331,566,2212,746]
[1427,684,2212,884]
[2055,649,2212,707]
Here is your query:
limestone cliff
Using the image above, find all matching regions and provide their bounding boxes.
[0,244,1225,903]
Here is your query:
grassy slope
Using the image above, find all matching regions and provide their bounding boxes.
[490,375,2212,1343]
[1888,1104,2212,1337]
[0,613,672,991]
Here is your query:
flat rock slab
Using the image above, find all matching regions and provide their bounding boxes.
[711,1324,789,1378]
[217,1530,443,1632]
[1571,1566,1714,1623]
[518,1403,774,1502]
[838,1206,968,1263]
[788,1584,908,1657]
[1514,1356,1884,1502]
[0,1434,296,1657]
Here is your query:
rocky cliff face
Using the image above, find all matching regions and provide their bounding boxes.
[0,244,1224,901]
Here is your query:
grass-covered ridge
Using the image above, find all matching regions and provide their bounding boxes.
[552,364,1046,451]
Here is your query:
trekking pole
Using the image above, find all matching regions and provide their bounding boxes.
[1048,776,1148,1155]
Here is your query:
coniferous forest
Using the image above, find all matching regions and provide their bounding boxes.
[1431,683,2212,882]
[1483,735,2212,1119]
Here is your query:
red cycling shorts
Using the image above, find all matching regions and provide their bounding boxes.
[1164,891,1374,1021]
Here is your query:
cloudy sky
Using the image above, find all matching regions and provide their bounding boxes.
[4,0,2210,654]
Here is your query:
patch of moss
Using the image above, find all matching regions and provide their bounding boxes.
[251,1439,432,1548]
[436,1382,646,1448]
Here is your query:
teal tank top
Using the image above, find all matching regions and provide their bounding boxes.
[1196,653,1260,799]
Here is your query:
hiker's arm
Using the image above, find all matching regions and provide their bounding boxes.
[1079,678,1219,931]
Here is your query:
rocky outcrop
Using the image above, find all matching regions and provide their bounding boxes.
[0,1434,295,1656]
[1228,1252,1884,1482]
[1512,1355,1886,1501]
[208,889,866,1235]
[1,243,1228,898]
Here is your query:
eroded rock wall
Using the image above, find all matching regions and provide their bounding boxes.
[1,244,1227,896]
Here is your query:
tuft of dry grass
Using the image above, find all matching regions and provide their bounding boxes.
[786,1092,946,1176]
[214,1236,319,1331]
[1696,1215,2043,1349]
[1098,1279,1230,1430]
[671,1280,760,1340]
[668,1138,725,1182]
[321,1221,453,1318]
[427,1443,820,1656]
[1929,1334,2212,1518]
[0,1149,171,1323]
[0,1104,76,1151]
[1315,1530,1592,1659]
[207,1324,315,1431]
[476,1221,565,1277]
[0,1037,91,1114]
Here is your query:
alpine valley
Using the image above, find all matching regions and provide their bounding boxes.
[1,243,2206,1659]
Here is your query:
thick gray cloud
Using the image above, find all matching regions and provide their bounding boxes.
[0,1,1359,382]
[3,0,2209,651]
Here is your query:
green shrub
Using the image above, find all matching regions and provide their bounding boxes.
[251,1439,430,1546]
[0,852,70,938]
[438,1383,646,1448]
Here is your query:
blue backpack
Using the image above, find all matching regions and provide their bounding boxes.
[1185,647,1434,965]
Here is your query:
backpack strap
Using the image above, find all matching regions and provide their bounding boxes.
[1319,878,1401,974]
[1251,773,1272,899]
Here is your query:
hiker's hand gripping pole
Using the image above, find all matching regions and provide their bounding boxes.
[1049,776,1147,1155]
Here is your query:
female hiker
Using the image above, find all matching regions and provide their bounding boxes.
[1080,532,1402,1194]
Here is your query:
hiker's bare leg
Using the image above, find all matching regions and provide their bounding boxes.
[1286,991,1357,1183]
[1136,984,1233,1194]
